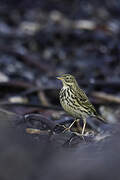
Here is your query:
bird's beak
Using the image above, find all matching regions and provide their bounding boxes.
[57,77,63,80]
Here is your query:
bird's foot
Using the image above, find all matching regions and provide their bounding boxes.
[72,131,87,141]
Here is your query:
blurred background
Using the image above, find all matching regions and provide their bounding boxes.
[0,1,120,180]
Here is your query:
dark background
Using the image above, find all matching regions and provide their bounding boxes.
[0,1,120,180]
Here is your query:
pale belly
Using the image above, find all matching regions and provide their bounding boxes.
[60,98,88,119]
[59,87,93,119]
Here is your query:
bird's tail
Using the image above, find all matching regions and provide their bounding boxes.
[96,115,107,123]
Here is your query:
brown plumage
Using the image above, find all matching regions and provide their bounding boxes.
[57,74,105,135]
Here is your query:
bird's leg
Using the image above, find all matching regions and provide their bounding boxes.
[81,117,86,135]
[63,119,77,132]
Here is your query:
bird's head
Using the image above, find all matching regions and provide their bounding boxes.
[57,74,78,88]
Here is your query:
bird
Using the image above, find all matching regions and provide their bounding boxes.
[57,74,105,135]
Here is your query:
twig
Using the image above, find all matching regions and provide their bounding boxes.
[92,92,120,104]
[26,128,50,135]
[38,90,50,106]
[0,81,34,90]
[0,102,62,111]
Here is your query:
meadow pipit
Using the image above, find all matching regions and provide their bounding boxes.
[57,74,105,135]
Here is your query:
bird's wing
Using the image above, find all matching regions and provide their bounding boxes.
[75,88,98,115]
[75,88,106,122]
